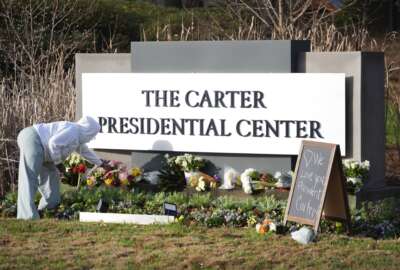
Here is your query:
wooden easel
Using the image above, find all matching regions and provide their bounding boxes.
[284,141,352,233]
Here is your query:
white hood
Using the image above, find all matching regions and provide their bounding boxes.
[77,116,100,144]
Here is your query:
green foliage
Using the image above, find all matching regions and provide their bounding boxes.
[165,192,189,206]
[158,167,186,192]
[2,187,400,238]
[0,192,17,217]
[213,196,238,210]
[187,193,213,208]
[352,198,400,239]
[157,154,197,193]
[357,198,400,224]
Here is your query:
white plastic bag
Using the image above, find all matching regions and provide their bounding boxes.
[291,227,315,245]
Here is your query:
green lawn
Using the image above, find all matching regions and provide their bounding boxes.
[0,219,399,270]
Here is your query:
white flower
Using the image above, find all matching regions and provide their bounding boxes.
[269,222,277,232]
[347,177,357,184]
[347,177,362,185]
[362,160,370,170]
[243,168,256,178]
[182,160,188,170]
[240,168,257,194]
[350,161,357,169]
[195,156,203,162]
[343,159,351,168]
[196,177,206,192]
[274,171,282,179]
[241,175,253,194]
[220,168,239,190]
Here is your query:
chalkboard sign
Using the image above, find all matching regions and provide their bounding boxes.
[284,141,351,233]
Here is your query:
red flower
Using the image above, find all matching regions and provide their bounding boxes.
[71,166,78,174]
[77,163,86,174]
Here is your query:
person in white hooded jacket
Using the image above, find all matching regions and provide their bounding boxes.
[16,116,103,220]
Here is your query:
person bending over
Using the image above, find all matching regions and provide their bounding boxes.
[17,116,102,220]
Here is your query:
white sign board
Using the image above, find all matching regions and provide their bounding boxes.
[82,73,346,155]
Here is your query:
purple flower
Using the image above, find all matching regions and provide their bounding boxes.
[213,174,221,182]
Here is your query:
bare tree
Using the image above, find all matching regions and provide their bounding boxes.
[0,0,96,80]
[0,0,97,195]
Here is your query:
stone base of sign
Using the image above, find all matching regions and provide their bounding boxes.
[75,53,132,119]
[131,151,293,178]
[298,52,386,202]
[357,186,400,205]
[131,40,310,73]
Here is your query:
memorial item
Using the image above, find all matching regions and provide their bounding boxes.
[220,168,239,190]
[284,141,351,233]
[84,159,142,189]
[163,202,178,217]
[342,159,370,194]
[274,171,293,189]
[158,155,186,192]
[142,171,161,185]
[188,172,219,192]
[62,153,88,187]
[166,154,205,185]
[240,168,257,194]
[256,217,277,235]
[291,227,315,245]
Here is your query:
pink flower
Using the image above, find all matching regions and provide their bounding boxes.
[119,171,128,181]
[109,160,122,168]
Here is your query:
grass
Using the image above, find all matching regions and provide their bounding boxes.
[0,219,399,269]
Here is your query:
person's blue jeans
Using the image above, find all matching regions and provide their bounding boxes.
[17,127,60,219]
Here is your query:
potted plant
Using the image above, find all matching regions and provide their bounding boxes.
[169,154,205,184]
[342,159,370,209]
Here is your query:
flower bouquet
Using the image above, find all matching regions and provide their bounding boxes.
[187,172,219,192]
[167,154,206,185]
[342,159,370,194]
[240,168,279,194]
[62,153,90,187]
[85,160,142,190]
[173,154,205,172]
[273,171,293,189]
[158,154,186,192]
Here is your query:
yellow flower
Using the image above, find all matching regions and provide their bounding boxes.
[176,215,184,223]
[104,178,114,186]
[86,176,96,187]
[120,178,129,186]
[196,177,206,192]
[130,167,142,177]
[189,175,198,188]
[210,181,217,189]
